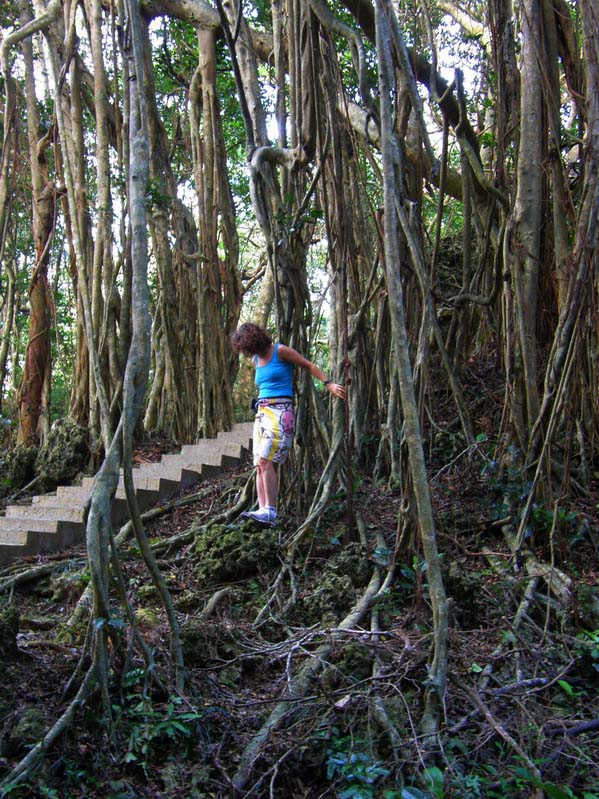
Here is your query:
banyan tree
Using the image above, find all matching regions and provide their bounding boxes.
[0,0,598,791]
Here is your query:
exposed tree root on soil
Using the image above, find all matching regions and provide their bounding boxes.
[232,565,383,790]
[1,459,598,797]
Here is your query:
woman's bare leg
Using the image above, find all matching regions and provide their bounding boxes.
[257,458,278,508]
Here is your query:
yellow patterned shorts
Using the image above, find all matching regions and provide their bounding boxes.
[253,399,295,465]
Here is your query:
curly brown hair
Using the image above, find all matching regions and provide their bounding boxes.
[231,323,273,357]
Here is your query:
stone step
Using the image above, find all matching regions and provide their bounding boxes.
[42,486,91,504]
[135,463,202,489]
[5,504,85,523]
[0,517,83,552]
[0,542,29,561]
[0,422,254,564]
[217,425,253,447]
[178,437,238,453]
[116,474,180,499]
[0,528,61,554]
[160,453,221,474]
[79,473,171,497]
[0,517,60,534]
[169,451,242,473]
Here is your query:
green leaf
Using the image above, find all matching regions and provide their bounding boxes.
[557,679,574,696]
[423,766,444,798]
[539,783,575,799]
[400,788,434,799]
[373,546,390,566]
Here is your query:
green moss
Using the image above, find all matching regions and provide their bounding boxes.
[445,561,485,626]
[138,584,158,601]
[337,640,373,681]
[289,543,371,626]
[325,542,370,587]
[3,708,46,756]
[174,590,199,611]
[34,418,88,490]
[320,640,373,693]
[576,583,599,628]
[0,446,37,498]
[49,570,89,603]
[300,572,355,625]
[136,607,161,629]
[0,603,19,660]
[194,520,279,586]
[181,621,239,667]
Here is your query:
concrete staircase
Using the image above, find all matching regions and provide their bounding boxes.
[0,423,253,565]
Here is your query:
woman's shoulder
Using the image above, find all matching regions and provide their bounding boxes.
[277,344,308,366]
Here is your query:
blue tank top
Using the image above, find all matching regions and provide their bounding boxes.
[255,343,294,399]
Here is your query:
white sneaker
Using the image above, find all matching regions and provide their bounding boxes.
[242,507,277,526]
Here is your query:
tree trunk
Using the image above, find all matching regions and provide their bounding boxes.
[375,0,448,741]
[192,27,240,438]
[506,0,543,438]
[16,0,54,446]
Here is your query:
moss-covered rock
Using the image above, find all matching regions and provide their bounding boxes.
[300,572,355,626]
[194,520,279,586]
[445,561,485,626]
[181,620,240,667]
[337,640,374,681]
[174,589,199,611]
[49,570,89,603]
[320,640,374,693]
[0,603,19,660]
[576,583,599,628]
[34,417,88,490]
[136,607,161,630]
[289,543,371,626]
[325,542,370,587]
[2,708,46,756]
[0,446,37,498]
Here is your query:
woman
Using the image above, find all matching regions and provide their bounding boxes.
[231,322,346,525]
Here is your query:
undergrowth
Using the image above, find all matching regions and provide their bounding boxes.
[1,451,598,798]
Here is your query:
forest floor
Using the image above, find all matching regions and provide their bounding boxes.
[1,394,599,799]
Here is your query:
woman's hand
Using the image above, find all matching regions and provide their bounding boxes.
[326,381,346,399]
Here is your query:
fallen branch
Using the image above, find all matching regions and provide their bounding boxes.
[198,587,234,621]
[545,718,599,737]
[449,673,542,781]
[0,475,42,508]
[502,524,572,608]
[0,562,83,594]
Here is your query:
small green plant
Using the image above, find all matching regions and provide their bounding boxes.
[575,628,599,669]
[326,738,390,798]
[122,695,206,774]
[422,766,444,798]
[113,670,206,776]
[531,504,577,535]
[513,767,578,799]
